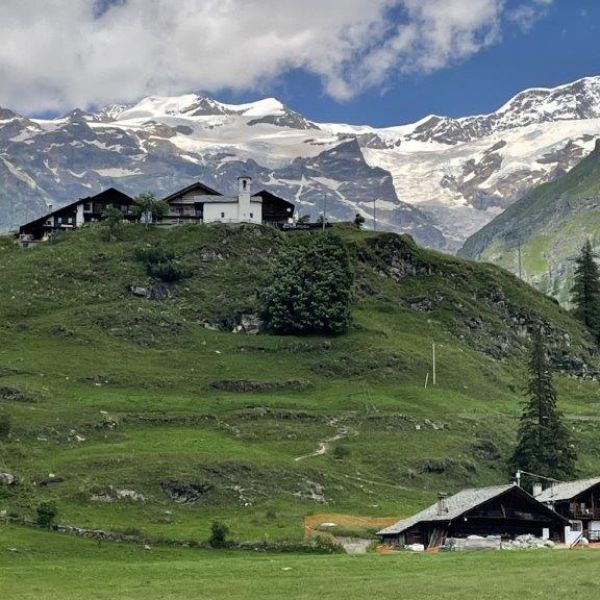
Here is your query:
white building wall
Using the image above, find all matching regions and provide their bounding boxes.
[203,200,262,224]
[204,203,239,223]
[76,204,85,227]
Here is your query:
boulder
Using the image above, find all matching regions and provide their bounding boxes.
[0,471,17,486]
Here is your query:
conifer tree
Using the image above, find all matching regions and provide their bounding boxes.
[571,239,600,342]
[509,329,577,484]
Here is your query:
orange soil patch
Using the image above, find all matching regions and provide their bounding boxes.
[304,513,401,538]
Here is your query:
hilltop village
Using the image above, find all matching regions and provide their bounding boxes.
[18,177,296,241]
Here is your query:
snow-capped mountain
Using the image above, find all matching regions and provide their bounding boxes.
[2,75,600,250]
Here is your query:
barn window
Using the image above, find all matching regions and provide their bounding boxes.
[250,213,254,218]
[221,212,225,218]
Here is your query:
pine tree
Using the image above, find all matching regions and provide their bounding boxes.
[571,239,600,342]
[509,329,577,484]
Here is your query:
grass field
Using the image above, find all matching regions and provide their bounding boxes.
[1,223,600,545]
[1,526,600,600]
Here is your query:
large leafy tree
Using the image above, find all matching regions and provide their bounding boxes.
[133,192,169,225]
[261,234,354,334]
[509,329,577,484]
[571,239,600,342]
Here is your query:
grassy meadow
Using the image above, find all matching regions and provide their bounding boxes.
[1,222,600,547]
[1,525,600,600]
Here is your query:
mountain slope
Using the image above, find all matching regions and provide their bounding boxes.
[3,76,600,250]
[459,141,600,303]
[1,224,599,542]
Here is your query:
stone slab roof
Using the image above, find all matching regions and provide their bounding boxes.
[536,478,600,503]
[378,484,515,536]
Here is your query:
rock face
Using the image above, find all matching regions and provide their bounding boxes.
[4,76,600,251]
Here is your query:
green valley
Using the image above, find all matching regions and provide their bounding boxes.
[1,223,599,546]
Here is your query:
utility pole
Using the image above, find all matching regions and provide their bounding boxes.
[432,343,437,386]
[373,198,377,232]
[322,193,327,232]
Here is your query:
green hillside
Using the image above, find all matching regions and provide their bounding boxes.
[459,141,600,304]
[1,223,600,544]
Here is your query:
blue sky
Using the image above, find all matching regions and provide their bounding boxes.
[218,1,600,126]
[0,1,597,125]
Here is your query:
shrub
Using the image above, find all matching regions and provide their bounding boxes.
[261,234,354,334]
[332,445,350,460]
[0,413,11,439]
[36,502,58,529]
[354,213,366,229]
[134,243,190,283]
[209,520,230,548]
[101,206,125,241]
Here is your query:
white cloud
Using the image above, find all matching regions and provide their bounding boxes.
[507,0,554,33]
[0,0,554,113]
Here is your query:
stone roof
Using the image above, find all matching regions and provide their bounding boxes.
[378,484,516,536]
[536,478,600,503]
[171,195,262,205]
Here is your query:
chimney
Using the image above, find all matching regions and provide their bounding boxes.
[437,493,448,516]
[238,176,252,221]
[532,483,543,497]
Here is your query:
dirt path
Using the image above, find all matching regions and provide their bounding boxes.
[294,417,356,462]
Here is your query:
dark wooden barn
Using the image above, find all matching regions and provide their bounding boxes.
[19,188,135,240]
[252,190,295,226]
[378,484,568,549]
[536,478,600,542]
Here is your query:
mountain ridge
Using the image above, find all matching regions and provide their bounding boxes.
[459,141,600,303]
[2,75,600,250]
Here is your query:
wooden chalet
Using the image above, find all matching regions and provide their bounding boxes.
[254,189,295,226]
[536,478,600,542]
[19,188,135,240]
[377,484,568,549]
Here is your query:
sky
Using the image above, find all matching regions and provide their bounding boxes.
[0,0,597,126]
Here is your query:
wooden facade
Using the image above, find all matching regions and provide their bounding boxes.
[19,188,135,240]
[162,181,222,223]
[378,485,568,549]
[537,479,600,542]
[254,190,295,226]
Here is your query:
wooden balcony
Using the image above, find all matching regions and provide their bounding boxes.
[571,508,600,520]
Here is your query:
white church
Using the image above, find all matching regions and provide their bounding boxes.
[163,176,295,226]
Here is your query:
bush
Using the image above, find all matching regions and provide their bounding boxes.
[332,445,350,460]
[36,502,58,529]
[134,243,190,283]
[0,413,11,439]
[209,520,230,548]
[354,213,366,229]
[261,234,354,334]
[101,206,125,241]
